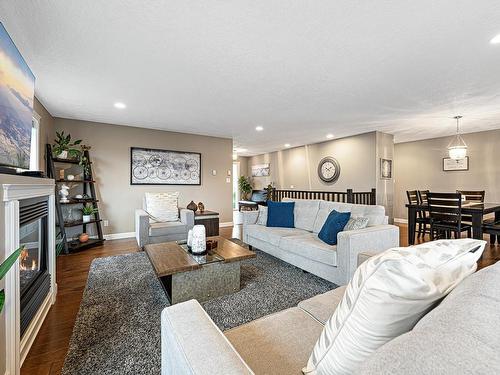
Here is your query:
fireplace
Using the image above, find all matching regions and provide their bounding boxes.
[19,196,51,337]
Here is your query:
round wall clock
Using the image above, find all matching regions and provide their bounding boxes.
[318,157,341,183]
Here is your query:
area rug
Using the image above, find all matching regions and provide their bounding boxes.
[62,240,336,375]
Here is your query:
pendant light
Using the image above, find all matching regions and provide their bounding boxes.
[447,115,467,159]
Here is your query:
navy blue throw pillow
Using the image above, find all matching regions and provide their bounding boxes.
[266,201,295,228]
[318,210,351,245]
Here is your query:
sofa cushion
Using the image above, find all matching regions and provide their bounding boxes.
[318,210,351,245]
[225,307,324,375]
[304,239,486,375]
[145,192,179,222]
[245,224,308,247]
[283,198,320,231]
[313,201,385,233]
[267,201,295,228]
[256,206,267,226]
[149,221,186,237]
[298,286,346,324]
[344,216,369,231]
[279,233,338,267]
[357,261,500,375]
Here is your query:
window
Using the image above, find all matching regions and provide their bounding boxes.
[29,112,41,171]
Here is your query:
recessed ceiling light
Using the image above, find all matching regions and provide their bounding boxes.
[284,143,291,148]
[255,126,264,131]
[234,147,247,153]
[326,134,334,139]
[114,102,126,109]
[490,34,500,44]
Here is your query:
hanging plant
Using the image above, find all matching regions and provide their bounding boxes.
[0,246,23,313]
[78,144,92,176]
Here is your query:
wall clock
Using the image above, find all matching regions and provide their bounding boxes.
[318,157,341,183]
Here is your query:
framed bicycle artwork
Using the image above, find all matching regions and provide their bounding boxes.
[130,147,201,185]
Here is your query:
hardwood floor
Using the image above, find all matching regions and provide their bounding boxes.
[21,224,498,374]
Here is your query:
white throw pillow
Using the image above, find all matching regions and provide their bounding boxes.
[256,206,268,226]
[303,239,486,375]
[145,192,179,222]
[343,217,369,231]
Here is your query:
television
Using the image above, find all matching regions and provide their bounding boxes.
[0,22,35,170]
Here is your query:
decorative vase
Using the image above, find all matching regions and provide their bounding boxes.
[187,229,193,248]
[79,233,89,243]
[82,215,91,223]
[197,202,205,212]
[191,225,206,254]
[57,150,68,159]
[187,201,198,212]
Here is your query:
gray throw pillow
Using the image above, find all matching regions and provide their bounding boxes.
[256,206,268,226]
[344,216,369,231]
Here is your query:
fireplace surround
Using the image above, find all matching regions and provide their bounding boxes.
[1,176,56,375]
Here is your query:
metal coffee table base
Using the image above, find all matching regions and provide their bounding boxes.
[160,261,240,304]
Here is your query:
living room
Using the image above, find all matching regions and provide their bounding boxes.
[1,2,500,375]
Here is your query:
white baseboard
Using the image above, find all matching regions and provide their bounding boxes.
[219,222,234,228]
[104,231,135,240]
[394,218,408,224]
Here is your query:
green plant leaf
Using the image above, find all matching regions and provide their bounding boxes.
[0,290,4,313]
[0,246,23,279]
[74,139,82,145]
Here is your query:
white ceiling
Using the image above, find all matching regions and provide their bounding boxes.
[1,1,500,155]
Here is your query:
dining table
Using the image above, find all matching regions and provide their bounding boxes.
[406,201,500,245]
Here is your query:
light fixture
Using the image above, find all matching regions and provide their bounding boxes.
[234,147,247,153]
[284,143,291,148]
[255,126,264,131]
[326,134,334,139]
[114,102,126,109]
[447,115,467,159]
[490,34,500,44]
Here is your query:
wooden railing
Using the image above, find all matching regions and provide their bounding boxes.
[270,188,376,205]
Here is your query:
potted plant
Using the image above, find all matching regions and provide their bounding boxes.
[238,176,253,200]
[0,246,23,313]
[53,131,82,159]
[78,144,92,177]
[81,204,98,223]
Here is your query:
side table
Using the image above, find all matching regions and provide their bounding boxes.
[194,210,219,236]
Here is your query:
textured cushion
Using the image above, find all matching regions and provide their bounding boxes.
[267,201,295,228]
[145,192,179,222]
[225,307,324,375]
[279,234,338,267]
[149,221,186,237]
[283,198,320,231]
[304,239,486,375]
[357,261,500,375]
[298,286,346,324]
[344,217,369,231]
[318,210,351,245]
[313,201,386,233]
[256,206,268,226]
[245,224,308,247]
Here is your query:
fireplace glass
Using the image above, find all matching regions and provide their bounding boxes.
[19,217,47,294]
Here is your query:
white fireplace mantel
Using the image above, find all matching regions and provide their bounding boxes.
[1,179,56,375]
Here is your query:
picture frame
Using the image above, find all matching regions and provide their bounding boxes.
[443,156,469,171]
[251,163,270,177]
[130,147,201,185]
[380,158,392,179]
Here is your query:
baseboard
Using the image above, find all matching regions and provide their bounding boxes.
[104,231,135,240]
[394,218,408,224]
[219,221,234,227]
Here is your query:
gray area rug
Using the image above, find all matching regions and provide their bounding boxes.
[62,240,336,374]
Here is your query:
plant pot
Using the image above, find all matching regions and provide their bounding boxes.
[57,150,68,159]
[82,215,91,223]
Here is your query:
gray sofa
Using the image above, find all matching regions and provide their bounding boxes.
[135,205,194,248]
[243,198,399,285]
[161,256,500,374]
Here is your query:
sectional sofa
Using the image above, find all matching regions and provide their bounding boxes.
[242,198,399,285]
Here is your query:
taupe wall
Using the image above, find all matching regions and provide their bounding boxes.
[248,132,378,192]
[54,119,233,234]
[34,97,55,172]
[394,128,500,220]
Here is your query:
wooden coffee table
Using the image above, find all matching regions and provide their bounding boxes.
[144,236,256,304]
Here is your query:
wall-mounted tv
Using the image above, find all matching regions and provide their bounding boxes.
[0,22,35,170]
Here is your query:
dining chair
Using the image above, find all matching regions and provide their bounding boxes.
[406,190,429,238]
[417,190,431,237]
[427,192,472,240]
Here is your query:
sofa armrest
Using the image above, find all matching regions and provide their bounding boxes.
[135,209,150,248]
[161,300,254,375]
[242,210,259,225]
[180,208,195,229]
[337,225,399,284]
[357,251,378,267]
